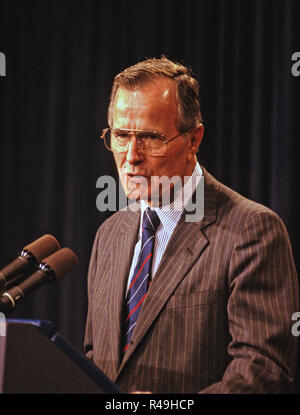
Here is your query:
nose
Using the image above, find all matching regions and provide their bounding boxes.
[126,136,144,164]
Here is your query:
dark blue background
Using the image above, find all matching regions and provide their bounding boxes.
[0,0,299,383]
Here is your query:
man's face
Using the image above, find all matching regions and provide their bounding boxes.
[112,77,203,205]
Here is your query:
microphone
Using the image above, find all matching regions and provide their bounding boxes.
[0,234,60,292]
[0,247,78,313]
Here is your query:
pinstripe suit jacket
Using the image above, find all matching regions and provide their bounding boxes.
[84,168,299,393]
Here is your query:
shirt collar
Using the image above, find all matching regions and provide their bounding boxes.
[140,163,202,236]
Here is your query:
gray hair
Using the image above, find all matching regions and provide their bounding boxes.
[108,56,203,132]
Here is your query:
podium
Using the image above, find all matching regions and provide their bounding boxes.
[0,319,122,393]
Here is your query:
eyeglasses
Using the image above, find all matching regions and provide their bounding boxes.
[99,128,190,156]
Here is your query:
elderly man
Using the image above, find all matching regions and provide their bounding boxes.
[84,56,298,393]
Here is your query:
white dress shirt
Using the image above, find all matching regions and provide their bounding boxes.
[126,162,202,294]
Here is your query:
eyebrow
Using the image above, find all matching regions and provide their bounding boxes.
[113,128,164,135]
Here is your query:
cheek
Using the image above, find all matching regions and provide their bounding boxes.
[114,153,123,169]
[147,155,184,179]
[114,155,126,186]
[159,152,187,177]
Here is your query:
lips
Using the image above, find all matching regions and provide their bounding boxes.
[126,174,149,184]
[127,173,145,178]
[126,173,148,179]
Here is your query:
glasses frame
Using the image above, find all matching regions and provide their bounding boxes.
[99,127,190,154]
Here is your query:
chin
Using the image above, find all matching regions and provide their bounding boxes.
[128,189,153,203]
[127,191,141,202]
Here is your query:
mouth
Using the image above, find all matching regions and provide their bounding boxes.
[124,174,150,195]
[126,173,148,180]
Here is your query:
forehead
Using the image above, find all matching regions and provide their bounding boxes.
[112,78,178,129]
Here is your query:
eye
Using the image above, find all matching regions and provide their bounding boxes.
[138,132,161,140]
[114,132,130,140]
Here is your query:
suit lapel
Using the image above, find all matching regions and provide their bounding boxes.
[107,206,140,377]
[116,171,218,378]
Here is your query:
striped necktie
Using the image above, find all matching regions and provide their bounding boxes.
[123,208,160,353]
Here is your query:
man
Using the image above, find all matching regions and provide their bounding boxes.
[84,57,299,393]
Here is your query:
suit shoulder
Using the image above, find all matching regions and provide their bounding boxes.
[94,205,140,239]
[203,168,286,229]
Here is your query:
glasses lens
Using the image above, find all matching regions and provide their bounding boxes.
[109,131,129,152]
[138,132,164,154]
[104,129,168,155]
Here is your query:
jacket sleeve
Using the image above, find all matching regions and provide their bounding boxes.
[200,208,299,393]
[83,227,102,361]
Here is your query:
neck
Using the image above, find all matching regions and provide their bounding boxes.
[146,160,198,208]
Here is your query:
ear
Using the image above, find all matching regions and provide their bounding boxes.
[189,124,204,154]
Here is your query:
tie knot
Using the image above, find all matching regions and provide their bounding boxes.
[142,209,160,234]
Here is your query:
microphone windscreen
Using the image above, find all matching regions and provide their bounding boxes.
[24,234,61,262]
[42,247,78,280]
